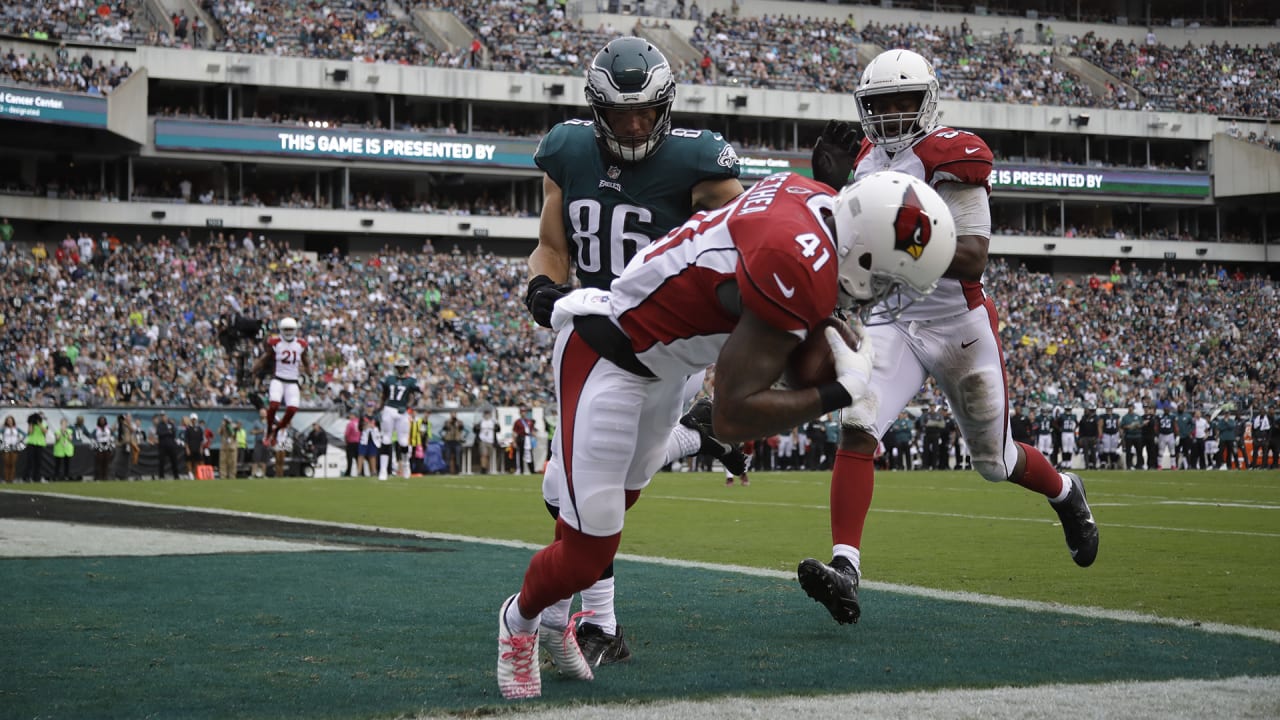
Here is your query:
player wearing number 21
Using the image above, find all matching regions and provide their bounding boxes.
[497,169,959,699]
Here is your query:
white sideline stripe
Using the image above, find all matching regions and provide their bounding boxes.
[413,676,1280,720]
[6,491,1277,645]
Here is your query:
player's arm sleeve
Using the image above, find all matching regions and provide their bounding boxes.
[935,183,991,238]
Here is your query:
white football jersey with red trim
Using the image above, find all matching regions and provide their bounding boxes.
[609,172,839,380]
[854,126,993,321]
[267,336,307,380]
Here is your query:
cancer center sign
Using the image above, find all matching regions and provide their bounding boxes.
[1,84,108,128]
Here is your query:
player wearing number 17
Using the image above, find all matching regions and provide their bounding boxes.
[378,356,421,481]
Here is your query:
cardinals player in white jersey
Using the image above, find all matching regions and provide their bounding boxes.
[798,48,1100,627]
[495,170,958,700]
[251,317,312,448]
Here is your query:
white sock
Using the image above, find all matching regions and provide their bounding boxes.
[579,576,617,634]
[401,446,411,477]
[833,544,862,575]
[541,597,573,630]
[379,454,389,476]
[663,424,703,465]
[504,593,540,634]
[1050,473,1072,504]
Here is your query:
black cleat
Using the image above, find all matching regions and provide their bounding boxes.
[1052,472,1099,567]
[576,622,632,667]
[797,556,860,625]
[680,398,748,476]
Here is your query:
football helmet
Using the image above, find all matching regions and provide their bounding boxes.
[854,49,941,154]
[585,36,676,163]
[394,356,411,376]
[831,170,956,323]
[278,317,298,342]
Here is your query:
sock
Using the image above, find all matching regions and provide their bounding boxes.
[663,424,703,465]
[279,406,297,430]
[266,402,279,434]
[505,592,540,634]
[379,454,389,476]
[579,576,617,634]
[830,449,875,563]
[541,596,573,631]
[833,544,862,575]
[1014,442,1067,499]
[400,445,411,477]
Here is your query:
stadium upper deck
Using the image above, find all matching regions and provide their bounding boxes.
[0,0,1277,268]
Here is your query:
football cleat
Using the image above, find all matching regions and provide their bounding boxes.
[497,595,541,700]
[538,611,594,681]
[680,398,749,476]
[797,556,861,625]
[1052,472,1099,567]
[577,622,632,667]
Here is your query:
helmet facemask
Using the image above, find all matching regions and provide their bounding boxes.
[854,49,941,154]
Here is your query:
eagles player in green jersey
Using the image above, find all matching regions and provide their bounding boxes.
[379,356,420,481]
[521,36,746,671]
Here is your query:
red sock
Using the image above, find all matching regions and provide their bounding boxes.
[1012,442,1065,498]
[279,406,297,430]
[519,518,620,618]
[831,449,876,550]
[266,402,280,434]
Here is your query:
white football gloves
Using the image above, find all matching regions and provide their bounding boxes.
[824,322,875,407]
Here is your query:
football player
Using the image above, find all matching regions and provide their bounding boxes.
[252,317,311,448]
[800,49,1099,626]
[378,356,420,480]
[522,36,747,668]
[497,170,958,699]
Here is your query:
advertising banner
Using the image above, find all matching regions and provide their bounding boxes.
[0,84,108,128]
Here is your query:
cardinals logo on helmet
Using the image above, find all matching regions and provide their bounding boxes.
[892,183,932,260]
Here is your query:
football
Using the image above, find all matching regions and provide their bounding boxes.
[783,318,860,388]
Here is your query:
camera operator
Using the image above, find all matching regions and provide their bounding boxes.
[219,417,239,480]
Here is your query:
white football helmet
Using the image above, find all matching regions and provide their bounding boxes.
[278,317,298,342]
[394,356,411,376]
[854,49,941,154]
[831,170,956,323]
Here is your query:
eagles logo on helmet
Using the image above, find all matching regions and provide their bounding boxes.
[584,36,676,163]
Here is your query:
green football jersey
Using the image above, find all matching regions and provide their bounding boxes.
[534,120,741,290]
[381,375,420,412]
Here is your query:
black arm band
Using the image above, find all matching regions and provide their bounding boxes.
[818,382,853,414]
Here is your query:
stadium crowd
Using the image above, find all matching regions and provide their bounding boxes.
[1,226,1275,420]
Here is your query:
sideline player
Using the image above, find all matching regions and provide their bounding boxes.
[799,49,1099,626]
[252,317,310,447]
[523,36,746,667]
[378,356,420,480]
[497,170,959,699]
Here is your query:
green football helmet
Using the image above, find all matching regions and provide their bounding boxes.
[584,36,676,163]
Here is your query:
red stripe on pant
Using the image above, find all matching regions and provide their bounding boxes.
[556,331,600,531]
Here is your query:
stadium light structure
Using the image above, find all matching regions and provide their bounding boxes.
[1120,245,1133,253]
[686,95,706,104]
[228,63,250,73]
[360,219,374,227]
[509,83,523,93]
[151,210,166,220]
[544,83,566,97]
[730,95,748,109]
[797,101,810,111]
[1070,114,1090,127]
[1044,243,1057,251]
[205,63,220,73]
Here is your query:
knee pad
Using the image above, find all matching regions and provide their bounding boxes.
[972,459,1008,483]
[571,485,627,538]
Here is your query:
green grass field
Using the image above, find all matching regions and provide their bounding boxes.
[18,467,1280,632]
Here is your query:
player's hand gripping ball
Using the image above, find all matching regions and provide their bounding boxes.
[784,317,862,388]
